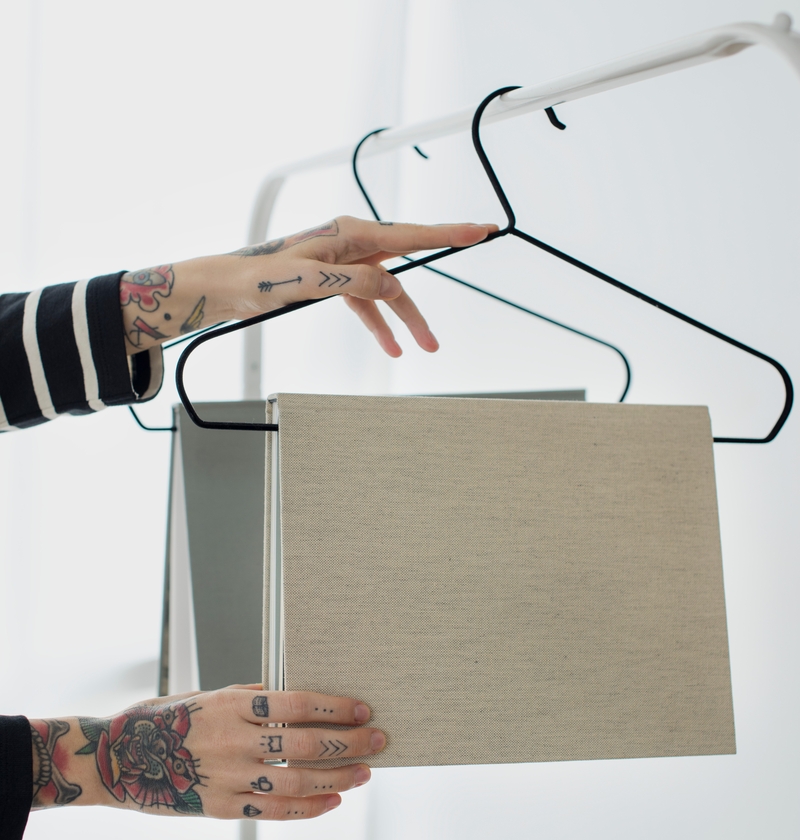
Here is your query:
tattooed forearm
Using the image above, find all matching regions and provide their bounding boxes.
[76,701,204,814]
[120,266,175,312]
[252,696,269,717]
[232,220,339,257]
[30,720,83,808]
[180,296,206,334]
[258,277,302,293]
[318,271,351,288]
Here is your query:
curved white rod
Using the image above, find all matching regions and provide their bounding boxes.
[241,15,800,397]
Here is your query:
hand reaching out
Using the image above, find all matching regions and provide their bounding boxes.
[120,216,496,356]
[30,684,383,822]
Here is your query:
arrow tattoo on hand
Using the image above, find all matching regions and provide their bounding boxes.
[318,739,348,757]
[258,277,302,293]
[318,271,352,288]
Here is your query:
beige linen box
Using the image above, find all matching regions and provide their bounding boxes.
[264,394,735,769]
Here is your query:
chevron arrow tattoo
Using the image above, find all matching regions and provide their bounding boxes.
[318,739,348,757]
[318,271,352,288]
[258,276,302,293]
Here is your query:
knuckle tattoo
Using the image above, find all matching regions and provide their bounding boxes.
[250,775,273,793]
[259,733,284,754]
[252,696,269,718]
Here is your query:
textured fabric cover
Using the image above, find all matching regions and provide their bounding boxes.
[267,394,735,769]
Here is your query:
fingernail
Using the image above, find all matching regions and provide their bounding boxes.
[354,766,371,786]
[324,794,341,812]
[354,703,370,723]
[371,730,386,752]
[380,274,396,297]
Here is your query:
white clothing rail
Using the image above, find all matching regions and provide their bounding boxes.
[241,14,800,398]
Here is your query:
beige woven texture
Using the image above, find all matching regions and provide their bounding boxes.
[267,394,735,769]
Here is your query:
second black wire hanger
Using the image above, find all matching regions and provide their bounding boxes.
[351,124,632,402]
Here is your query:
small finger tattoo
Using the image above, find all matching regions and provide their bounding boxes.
[243,804,262,817]
[264,735,283,753]
[318,271,351,288]
[318,739,348,757]
[251,776,273,792]
[252,696,269,718]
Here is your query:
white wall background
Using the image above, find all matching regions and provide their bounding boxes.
[1,1,798,838]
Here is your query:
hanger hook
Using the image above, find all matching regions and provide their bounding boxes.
[352,128,390,221]
[470,86,523,233]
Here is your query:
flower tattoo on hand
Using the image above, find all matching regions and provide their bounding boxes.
[77,701,203,814]
[119,265,175,312]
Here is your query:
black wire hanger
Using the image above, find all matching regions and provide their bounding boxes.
[128,320,235,432]
[176,86,793,442]
[389,86,793,444]
[351,125,632,403]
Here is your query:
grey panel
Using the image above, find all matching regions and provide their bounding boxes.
[177,401,268,690]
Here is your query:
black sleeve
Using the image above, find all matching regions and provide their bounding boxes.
[0,271,164,431]
[0,716,32,840]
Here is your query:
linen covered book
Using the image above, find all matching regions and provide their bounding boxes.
[262,394,735,769]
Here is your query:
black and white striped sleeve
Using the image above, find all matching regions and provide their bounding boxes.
[0,271,163,431]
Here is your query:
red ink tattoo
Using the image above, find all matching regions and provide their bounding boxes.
[119,265,175,311]
[77,702,203,814]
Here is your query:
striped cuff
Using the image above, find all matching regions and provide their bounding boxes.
[0,272,164,431]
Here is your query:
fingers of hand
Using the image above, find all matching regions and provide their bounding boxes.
[343,297,401,357]
[239,690,371,726]
[254,726,386,761]
[342,216,497,258]
[386,292,438,353]
[234,793,341,821]
[242,764,370,799]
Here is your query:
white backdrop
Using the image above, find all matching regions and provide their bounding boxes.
[1,1,798,838]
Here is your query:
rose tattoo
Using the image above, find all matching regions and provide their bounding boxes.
[77,701,203,814]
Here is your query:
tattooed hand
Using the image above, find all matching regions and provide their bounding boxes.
[120,217,496,355]
[29,684,382,822]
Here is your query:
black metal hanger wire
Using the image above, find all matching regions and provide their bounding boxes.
[128,321,233,432]
[351,126,631,402]
[176,86,793,442]
[388,86,794,443]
